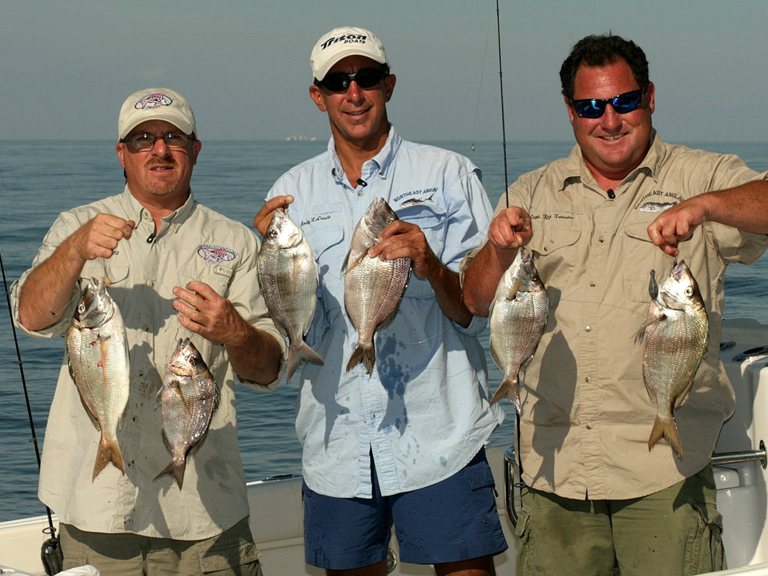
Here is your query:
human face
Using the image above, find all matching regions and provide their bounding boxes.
[115,120,201,206]
[309,56,395,151]
[566,59,655,185]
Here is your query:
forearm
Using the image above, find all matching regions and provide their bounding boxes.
[18,236,86,331]
[225,324,284,386]
[700,180,768,233]
[462,241,518,316]
[426,263,473,328]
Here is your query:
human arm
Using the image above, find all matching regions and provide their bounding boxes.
[18,214,135,331]
[462,206,533,316]
[647,180,768,256]
[173,281,283,385]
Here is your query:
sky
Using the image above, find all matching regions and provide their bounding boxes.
[1,0,766,143]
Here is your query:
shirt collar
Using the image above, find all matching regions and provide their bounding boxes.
[328,124,402,184]
[120,185,197,232]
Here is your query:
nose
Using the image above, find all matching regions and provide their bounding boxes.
[601,104,623,131]
[345,80,365,104]
[151,137,172,157]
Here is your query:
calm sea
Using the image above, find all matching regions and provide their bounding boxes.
[0,139,766,522]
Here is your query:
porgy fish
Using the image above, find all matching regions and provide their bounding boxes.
[257,209,323,380]
[155,338,219,489]
[66,277,130,480]
[488,248,548,413]
[344,198,411,374]
[635,261,709,459]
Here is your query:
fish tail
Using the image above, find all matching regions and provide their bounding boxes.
[287,342,325,381]
[346,343,375,375]
[154,458,186,489]
[490,378,521,413]
[648,415,683,459]
[92,436,125,481]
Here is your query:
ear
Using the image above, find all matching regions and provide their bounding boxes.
[564,96,576,127]
[383,74,396,103]
[116,142,126,168]
[645,82,656,114]
[191,139,202,166]
[309,85,327,112]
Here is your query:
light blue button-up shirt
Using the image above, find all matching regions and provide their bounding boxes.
[267,126,504,498]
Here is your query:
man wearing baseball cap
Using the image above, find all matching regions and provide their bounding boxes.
[12,88,286,575]
[255,27,507,576]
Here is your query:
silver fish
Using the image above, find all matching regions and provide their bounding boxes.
[344,198,411,374]
[257,209,323,380]
[635,260,708,459]
[488,248,549,413]
[155,338,219,489]
[66,277,130,480]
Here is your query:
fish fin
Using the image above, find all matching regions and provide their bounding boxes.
[504,278,522,301]
[490,378,521,414]
[212,385,221,417]
[154,458,186,489]
[347,344,375,375]
[287,342,325,380]
[92,436,125,480]
[633,312,667,344]
[674,378,697,409]
[648,415,683,459]
[170,379,193,416]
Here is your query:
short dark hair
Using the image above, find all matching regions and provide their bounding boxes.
[559,34,649,100]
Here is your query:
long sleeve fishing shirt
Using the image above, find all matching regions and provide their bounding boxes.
[11,187,287,539]
[266,126,504,499]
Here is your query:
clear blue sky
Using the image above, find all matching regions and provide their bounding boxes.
[1,0,766,143]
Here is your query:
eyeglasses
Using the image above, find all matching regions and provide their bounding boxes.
[315,68,389,93]
[569,87,646,119]
[122,133,193,152]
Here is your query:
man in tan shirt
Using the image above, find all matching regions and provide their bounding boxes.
[463,34,768,575]
[11,88,286,575]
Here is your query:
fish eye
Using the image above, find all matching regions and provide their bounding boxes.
[77,304,86,314]
[685,287,693,296]
[189,357,197,366]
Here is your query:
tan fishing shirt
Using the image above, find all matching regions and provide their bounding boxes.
[473,132,768,500]
[11,187,286,539]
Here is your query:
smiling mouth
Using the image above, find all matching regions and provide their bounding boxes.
[600,134,625,141]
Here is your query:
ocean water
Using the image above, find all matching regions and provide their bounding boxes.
[0,139,766,522]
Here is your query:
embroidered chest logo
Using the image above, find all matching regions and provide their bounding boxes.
[197,245,237,264]
[635,190,684,212]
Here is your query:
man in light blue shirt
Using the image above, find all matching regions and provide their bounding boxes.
[254,26,507,576]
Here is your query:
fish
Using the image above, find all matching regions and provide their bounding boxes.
[488,248,549,413]
[66,277,130,480]
[343,197,411,374]
[635,260,709,459]
[155,338,219,489]
[257,209,323,380]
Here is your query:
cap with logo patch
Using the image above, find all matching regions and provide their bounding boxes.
[118,88,197,141]
[310,26,389,81]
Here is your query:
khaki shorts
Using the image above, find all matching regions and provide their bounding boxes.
[516,465,725,576]
[60,516,262,576]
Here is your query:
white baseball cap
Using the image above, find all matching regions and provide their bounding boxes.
[310,26,389,81]
[117,88,197,141]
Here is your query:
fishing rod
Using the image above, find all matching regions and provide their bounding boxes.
[495,0,510,209]
[0,250,62,575]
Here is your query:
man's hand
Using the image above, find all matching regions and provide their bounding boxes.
[646,198,708,257]
[488,206,532,252]
[69,214,136,262]
[368,220,440,281]
[254,195,294,236]
[173,281,250,346]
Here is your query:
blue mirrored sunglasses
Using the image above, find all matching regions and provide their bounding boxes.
[569,87,647,119]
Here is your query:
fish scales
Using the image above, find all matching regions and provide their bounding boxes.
[344,198,411,375]
[155,338,219,489]
[258,209,323,380]
[488,248,548,413]
[636,260,708,459]
[66,277,130,480]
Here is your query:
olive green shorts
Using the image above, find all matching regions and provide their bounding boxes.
[516,465,725,576]
[60,516,262,576]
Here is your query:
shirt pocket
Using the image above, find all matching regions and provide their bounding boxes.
[622,215,665,302]
[179,261,236,298]
[528,218,581,281]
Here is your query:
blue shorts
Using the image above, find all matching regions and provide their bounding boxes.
[303,448,508,570]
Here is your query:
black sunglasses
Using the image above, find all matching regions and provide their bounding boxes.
[316,68,389,93]
[569,87,647,119]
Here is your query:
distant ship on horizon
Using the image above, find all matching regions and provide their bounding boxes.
[285,135,316,141]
